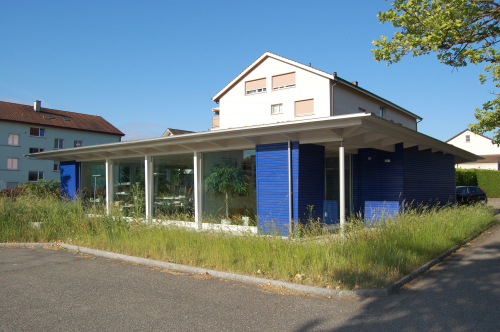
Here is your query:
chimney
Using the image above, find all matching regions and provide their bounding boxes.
[34,100,41,112]
[351,81,358,86]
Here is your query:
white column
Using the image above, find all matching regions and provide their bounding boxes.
[194,152,203,230]
[288,139,293,236]
[339,141,345,235]
[145,155,153,221]
[105,158,114,215]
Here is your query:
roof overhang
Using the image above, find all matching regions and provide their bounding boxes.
[31,113,480,164]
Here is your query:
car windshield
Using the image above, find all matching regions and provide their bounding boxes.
[457,187,468,195]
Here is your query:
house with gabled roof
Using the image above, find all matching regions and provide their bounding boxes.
[30,52,480,235]
[447,129,499,170]
[1,100,123,189]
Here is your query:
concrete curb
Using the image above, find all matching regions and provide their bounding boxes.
[1,224,494,298]
[0,243,54,248]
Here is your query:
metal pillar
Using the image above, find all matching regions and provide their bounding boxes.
[105,158,114,215]
[339,141,345,235]
[144,155,153,221]
[288,139,293,236]
[194,152,203,230]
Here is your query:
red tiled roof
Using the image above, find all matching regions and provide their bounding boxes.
[0,101,124,136]
[469,154,500,163]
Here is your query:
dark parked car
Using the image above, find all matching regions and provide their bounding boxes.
[456,186,488,205]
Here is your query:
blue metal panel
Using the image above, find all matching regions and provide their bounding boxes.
[352,144,404,219]
[364,201,402,226]
[403,147,456,206]
[353,143,456,222]
[256,142,322,235]
[256,143,291,235]
[323,200,338,224]
[298,144,324,223]
[60,161,81,200]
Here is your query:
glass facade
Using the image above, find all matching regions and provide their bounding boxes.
[80,161,106,204]
[113,157,145,216]
[203,149,256,225]
[324,151,352,224]
[152,154,194,220]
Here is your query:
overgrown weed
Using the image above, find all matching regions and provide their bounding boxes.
[0,194,496,290]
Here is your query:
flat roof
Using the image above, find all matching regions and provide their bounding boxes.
[31,113,479,164]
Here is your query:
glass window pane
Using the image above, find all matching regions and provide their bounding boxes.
[29,171,38,181]
[81,161,106,204]
[203,149,256,225]
[152,154,194,220]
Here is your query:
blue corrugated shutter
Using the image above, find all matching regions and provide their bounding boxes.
[298,144,325,223]
[256,142,324,235]
[60,161,81,200]
[364,201,402,226]
[256,143,291,235]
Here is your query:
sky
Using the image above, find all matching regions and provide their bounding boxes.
[0,0,495,142]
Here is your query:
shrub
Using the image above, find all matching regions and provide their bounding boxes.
[456,169,500,197]
[456,169,478,186]
[19,180,61,198]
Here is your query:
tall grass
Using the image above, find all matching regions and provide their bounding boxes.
[0,194,497,289]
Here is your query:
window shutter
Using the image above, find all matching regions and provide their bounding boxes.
[245,78,266,91]
[295,99,314,115]
[272,72,295,89]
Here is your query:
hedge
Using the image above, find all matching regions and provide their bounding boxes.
[456,168,500,197]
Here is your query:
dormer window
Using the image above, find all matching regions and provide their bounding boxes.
[273,72,296,90]
[245,78,267,95]
[63,118,70,122]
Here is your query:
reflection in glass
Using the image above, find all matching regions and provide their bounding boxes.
[113,157,145,217]
[203,149,256,225]
[80,161,106,204]
[152,154,194,220]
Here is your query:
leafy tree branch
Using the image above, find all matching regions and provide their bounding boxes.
[373,0,500,143]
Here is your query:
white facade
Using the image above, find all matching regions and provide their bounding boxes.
[218,57,331,129]
[447,129,500,170]
[454,162,498,170]
[1,121,121,189]
[447,129,500,155]
[213,52,420,131]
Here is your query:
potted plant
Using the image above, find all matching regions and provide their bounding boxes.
[204,161,249,225]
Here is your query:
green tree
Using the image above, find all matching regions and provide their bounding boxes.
[204,162,249,219]
[372,0,500,143]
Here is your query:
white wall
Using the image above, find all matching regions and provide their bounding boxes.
[333,84,417,130]
[218,57,331,129]
[447,130,500,155]
[0,121,121,188]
